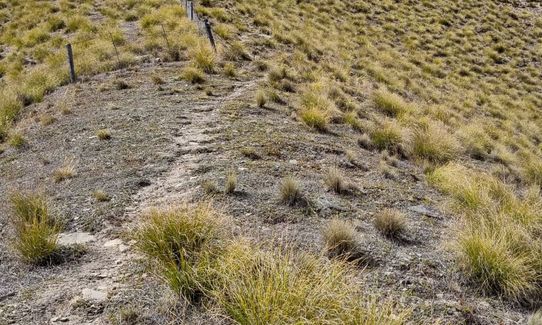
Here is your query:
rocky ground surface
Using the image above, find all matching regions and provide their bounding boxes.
[0,60,533,324]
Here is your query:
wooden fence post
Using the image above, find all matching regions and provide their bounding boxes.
[204,19,216,51]
[66,44,76,83]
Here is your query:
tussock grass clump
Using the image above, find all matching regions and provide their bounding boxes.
[181,67,206,84]
[214,244,405,325]
[224,170,237,194]
[96,129,111,140]
[369,120,402,151]
[255,90,267,108]
[136,203,225,302]
[374,209,406,239]
[53,159,76,183]
[324,167,348,194]
[136,204,407,323]
[202,180,219,195]
[8,132,26,148]
[93,190,110,202]
[373,89,411,117]
[409,120,460,163]
[223,63,236,77]
[280,176,302,206]
[299,108,329,131]
[189,42,216,73]
[10,192,59,264]
[322,219,358,258]
[429,163,542,301]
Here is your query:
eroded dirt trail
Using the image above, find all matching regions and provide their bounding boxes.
[0,63,255,324]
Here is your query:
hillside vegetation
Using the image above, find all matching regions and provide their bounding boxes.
[199,0,542,304]
[2,0,542,323]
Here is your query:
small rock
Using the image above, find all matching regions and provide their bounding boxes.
[103,239,122,248]
[289,159,298,165]
[118,244,129,253]
[81,289,107,303]
[408,205,441,219]
[58,232,96,245]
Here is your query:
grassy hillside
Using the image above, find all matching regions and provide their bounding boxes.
[191,0,542,304]
[0,0,213,141]
[2,0,542,322]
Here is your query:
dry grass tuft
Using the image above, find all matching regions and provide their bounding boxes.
[181,67,206,84]
[374,208,406,239]
[280,176,302,206]
[10,192,59,264]
[53,159,76,183]
[93,190,110,202]
[224,170,237,194]
[255,90,267,108]
[322,219,358,258]
[324,167,348,194]
[96,129,111,140]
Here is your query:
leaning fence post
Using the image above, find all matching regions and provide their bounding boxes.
[66,44,76,83]
[204,19,216,51]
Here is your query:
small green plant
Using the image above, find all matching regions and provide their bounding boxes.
[225,170,237,194]
[374,208,406,239]
[10,192,59,264]
[280,176,302,205]
[96,129,111,140]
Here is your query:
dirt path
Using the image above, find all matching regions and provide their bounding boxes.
[0,63,255,324]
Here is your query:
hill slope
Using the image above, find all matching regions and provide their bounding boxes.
[1,0,542,324]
